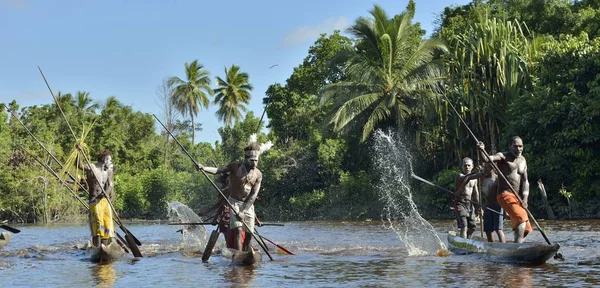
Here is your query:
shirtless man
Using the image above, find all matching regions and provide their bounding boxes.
[455,157,481,239]
[478,136,531,243]
[481,163,506,243]
[197,143,263,251]
[83,149,115,247]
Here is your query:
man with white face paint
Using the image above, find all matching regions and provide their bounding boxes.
[454,157,481,239]
[83,149,115,247]
[197,142,263,251]
[478,136,532,243]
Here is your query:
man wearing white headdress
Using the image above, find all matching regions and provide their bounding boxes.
[197,134,272,251]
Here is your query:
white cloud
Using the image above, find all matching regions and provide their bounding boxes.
[283,16,349,47]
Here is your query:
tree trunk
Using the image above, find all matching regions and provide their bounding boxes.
[489,117,497,153]
[536,179,556,220]
[164,132,170,167]
[190,107,195,146]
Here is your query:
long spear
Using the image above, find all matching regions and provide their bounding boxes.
[443,95,563,260]
[37,67,142,258]
[153,114,280,260]
[21,147,130,253]
[0,222,20,234]
[2,103,140,249]
[410,173,504,216]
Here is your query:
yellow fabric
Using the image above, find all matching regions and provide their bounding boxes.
[89,198,114,239]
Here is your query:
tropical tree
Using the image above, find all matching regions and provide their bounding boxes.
[440,11,541,155]
[168,60,213,145]
[321,4,447,142]
[74,91,99,116]
[213,65,253,127]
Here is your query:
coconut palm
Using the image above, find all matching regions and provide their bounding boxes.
[168,60,213,145]
[321,4,447,142]
[74,91,99,116]
[213,65,253,127]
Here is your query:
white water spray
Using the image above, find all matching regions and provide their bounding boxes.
[372,130,446,256]
[167,201,208,254]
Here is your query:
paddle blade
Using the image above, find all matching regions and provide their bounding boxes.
[0,224,21,234]
[123,229,143,258]
[115,232,130,254]
[120,226,142,246]
[259,235,294,255]
[202,230,220,262]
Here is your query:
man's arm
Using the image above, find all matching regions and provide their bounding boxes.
[245,174,262,206]
[477,142,504,162]
[197,164,228,174]
[456,172,483,196]
[520,163,529,208]
[473,179,482,215]
[455,174,464,197]
[105,169,115,202]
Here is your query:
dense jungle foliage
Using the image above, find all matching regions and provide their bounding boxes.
[1,0,599,223]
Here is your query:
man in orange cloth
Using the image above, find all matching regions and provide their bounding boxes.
[477,137,532,243]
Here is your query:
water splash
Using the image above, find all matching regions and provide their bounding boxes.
[167,201,208,254]
[372,130,446,256]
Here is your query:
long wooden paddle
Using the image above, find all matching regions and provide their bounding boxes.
[0,224,20,234]
[207,160,271,253]
[257,234,295,255]
[4,103,141,249]
[153,114,275,260]
[476,153,484,237]
[21,147,131,254]
[38,67,142,258]
[443,95,563,261]
[411,173,505,216]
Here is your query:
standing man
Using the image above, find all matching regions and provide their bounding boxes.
[197,142,263,252]
[455,157,482,239]
[481,163,506,243]
[84,149,115,247]
[478,136,532,243]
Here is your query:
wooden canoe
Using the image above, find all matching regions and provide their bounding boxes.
[447,231,560,265]
[0,232,11,250]
[86,240,126,263]
[231,247,262,266]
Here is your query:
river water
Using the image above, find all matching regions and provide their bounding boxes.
[1,219,599,287]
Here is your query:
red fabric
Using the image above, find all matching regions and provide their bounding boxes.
[220,206,246,249]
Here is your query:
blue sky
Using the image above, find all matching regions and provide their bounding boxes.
[0,0,470,145]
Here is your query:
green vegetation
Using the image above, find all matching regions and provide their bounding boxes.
[1,0,599,223]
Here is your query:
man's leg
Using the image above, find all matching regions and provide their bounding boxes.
[90,202,102,247]
[466,225,475,239]
[459,216,468,238]
[515,222,526,243]
[243,232,252,251]
[242,207,255,251]
[486,231,494,242]
[235,227,244,250]
[497,230,506,243]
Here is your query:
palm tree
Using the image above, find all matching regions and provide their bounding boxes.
[74,91,99,116]
[213,65,253,127]
[168,60,213,145]
[321,4,447,142]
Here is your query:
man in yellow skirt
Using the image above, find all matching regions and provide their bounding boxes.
[84,149,115,247]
